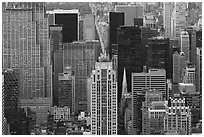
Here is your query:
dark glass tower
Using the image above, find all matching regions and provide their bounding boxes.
[117,26,145,102]
[147,37,172,80]
[109,12,124,59]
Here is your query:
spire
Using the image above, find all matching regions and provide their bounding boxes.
[121,67,128,102]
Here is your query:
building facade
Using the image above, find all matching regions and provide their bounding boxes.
[109,12,124,59]
[164,97,191,135]
[58,66,75,113]
[52,106,70,122]
[63,41,99,113]
[91,61,117,135]
[180,30,190,62]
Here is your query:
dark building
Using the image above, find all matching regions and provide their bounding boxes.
[141,27,159,64]
[2,69,19,124]
[109,12,124,59]
[196,30,202,48]
[47,10,79,43]
[53,50,63,106]
[117,26,145,103]
[134,18,143,27]
[58,66,75,113]
[147,37,172,80]
[186,27,197,65]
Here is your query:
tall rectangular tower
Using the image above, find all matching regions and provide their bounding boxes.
[3,2,52,103]
[58,66,75,113]
[117,26,145,102]
[90,61,117,135]
[63,41,99,112]
[109,12,124,59]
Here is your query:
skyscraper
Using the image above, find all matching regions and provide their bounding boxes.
[115,5,144,26]
[174,2,188,37]
[90,61,117,135]
[83,14,95,40]
[147,37,172,79]
[163,2,174,37]
[109,12,124,59]
[47,9,79,43]
[180,30,190,62]
[164,97,191,135]
[182,63,196,84]
[58,66,75,113]
[2,3,52,122]
[63,40,99,113]
[117,26,145,102]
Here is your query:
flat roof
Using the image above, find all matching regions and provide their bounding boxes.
[46,9,79,14]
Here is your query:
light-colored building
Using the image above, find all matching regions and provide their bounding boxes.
[132,69,166,98]
[58,66,75,113]
[182,64,196,84]
[83,14,95,40]
[180,30,190,62]
[3,2,52,110]
[164,97,191,135]
[52,106,70,122]
[174,2,187,37]
[163,2,174,37]
[144,15,156,29]
[90,60,117,135]
[115,5,144,26]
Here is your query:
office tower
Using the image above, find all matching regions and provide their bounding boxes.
[50,25,63,106]
[173,51,180,83]
[174,2,188,37]
[2,2,52,124]
[147,37,172,79]
[170,38,180,54]
[132,69,166,98]
[134,18,143,27]
[47,9,79,43]
[90,61,117,135]
[2,69,19,126]
[58,66,75,113]
[53,50,63,106]
[182,63,196,84]
[109,12,124,59]
[79,18,83,40]
[117,26,145,102]
[83,14,95,40]
[115,5,144,26]
[186,27,197,65]
[144,15,156,29]
[163,2,174,37]
[63,41,99,113]
[52,106,70,122]
[180,30,190,62]
[196,47,202,93]
[142,89,164,135]
[164,97,191,135]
